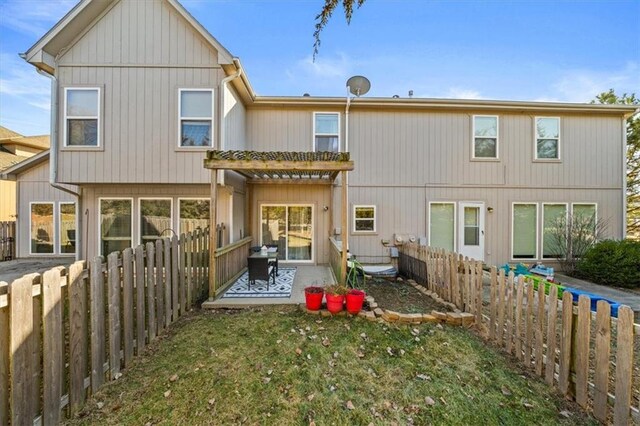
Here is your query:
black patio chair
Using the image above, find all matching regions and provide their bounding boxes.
[247,257,276,290]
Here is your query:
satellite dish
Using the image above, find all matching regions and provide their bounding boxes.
[346,75,371,97]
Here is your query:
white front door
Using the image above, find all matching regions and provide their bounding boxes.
[458,202,485,261]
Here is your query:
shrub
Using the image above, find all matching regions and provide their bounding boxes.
[576,239,640,288]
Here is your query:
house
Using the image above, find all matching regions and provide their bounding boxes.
[0,126,50,221]
[2,0,636,295]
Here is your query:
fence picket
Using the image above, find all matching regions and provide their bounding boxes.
[575,295,591,408]
[163,238,172,325]
[535,284,545,377]
[475,262,482,325]
[122,248,134,367]
[107,252,122,380]
[90,257,105,393]
[155,239,164,332]
[544,285,558,386]
[489,266,497,341]
[186,233,193,308]
[497,269,506,346]
[171,236,179,319]
[68,260,87,414]
[10,274,38,425]
[524,282,534,368]
[0,282,8,426]
[559,291,573,396]
[515,279,524,361]
[505,272,514,354]
[593,300,611,423]
[614,306,634,425]
[146,242,157,341]
[135,245,146,354]
[179,234,186,313]
[42,267,63,425]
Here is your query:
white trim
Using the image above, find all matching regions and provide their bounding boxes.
[98,198,134,256]
[570,202,598,221]
[138,198,174,246]
[178,88,215,148]
[352,204,377,234]
[534,116,561,160]
[312,112,341,152]
[541,202,568,259]
[472,115,499,159]
[29,201,55,256]
[427,201,457,252]
[58,201,77,257]
[511,202,539,261]
[177,197,210,236]
[63,87,101,148]
[259,204,315,263]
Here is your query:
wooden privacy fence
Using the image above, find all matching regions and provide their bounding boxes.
[398,243,639,425]
[212,236,252,296]
[0,229,211,425]
[0,221,15,261]
[329,238,342,283]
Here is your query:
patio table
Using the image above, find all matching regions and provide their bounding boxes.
[249,248,279,276]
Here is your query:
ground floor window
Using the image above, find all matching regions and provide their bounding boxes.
[572,203,597,234]
[353,205,376,233]
[30,202,54,254]
[100,199,132,256]
[178,199,210,234]
[429,202,455,252]
[140,198,172,245]
[59,202,77,254]
[542,203,567,259]
[261,205,313,261]
[512,203,538,259]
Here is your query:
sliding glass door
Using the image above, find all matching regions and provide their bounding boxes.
[261,205,313,261]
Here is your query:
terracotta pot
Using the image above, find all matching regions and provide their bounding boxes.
[346,289,366,314]
[304,286,324,311]
[325,293,345,314]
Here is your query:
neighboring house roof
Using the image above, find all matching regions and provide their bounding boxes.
[0,150,49,180]
[0,134,50,150]
[0,126,23,140]
[0,151,29,172]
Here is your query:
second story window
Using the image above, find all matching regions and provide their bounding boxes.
[179,89,213,147]
[472,115,498,159]
[535,117,560,159]
[314,112,340,152]
[65,88,100,147]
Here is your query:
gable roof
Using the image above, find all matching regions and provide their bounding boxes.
[23,0,235,74]
[0,150,49,180]
[0,151,29,172]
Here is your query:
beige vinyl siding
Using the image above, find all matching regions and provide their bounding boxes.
[224,84,246,151]
[15,162,77,258]
[0,181,16,221]
[249,184,331,265]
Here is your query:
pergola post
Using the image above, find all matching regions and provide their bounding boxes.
[340,170,348,284]
[208,169,218,299]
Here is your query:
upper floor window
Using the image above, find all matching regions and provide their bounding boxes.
[314,112,340,152]
[179,89,213,147]
[472,115,498,159]
[65,88,100,147]
[535,117,560,159]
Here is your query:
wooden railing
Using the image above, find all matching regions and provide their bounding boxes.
[329,237,342,283]
[213,236,252,296]
[0,221,15,261]
[398,243,639,424]
[0,230,209,425]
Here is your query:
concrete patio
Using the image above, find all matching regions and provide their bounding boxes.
[203,265,336,308]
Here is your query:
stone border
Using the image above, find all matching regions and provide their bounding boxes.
[300,279,475,328]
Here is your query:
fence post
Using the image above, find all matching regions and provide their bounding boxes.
[163,238,172,325]
[90,257,105,394]
[146,242,157,341]
[42,267,64,425]
[135,245,146,355]
[593,300,611,422]
[68,260,88,414]
[614,306,634,425]
[544,285,558,386]
[171,236,179,320]
[107,252,121,380]
[122,248,134,367]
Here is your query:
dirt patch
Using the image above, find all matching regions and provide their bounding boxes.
[359,277,445,313]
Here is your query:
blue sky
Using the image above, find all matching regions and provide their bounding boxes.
[0,0,638,136]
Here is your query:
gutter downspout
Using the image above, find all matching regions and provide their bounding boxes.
[218,59,243,186]
[622,116,628,238]
[34,65,83,260]
[343,90,353,251]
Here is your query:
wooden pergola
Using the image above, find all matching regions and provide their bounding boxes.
[203,150,355,298]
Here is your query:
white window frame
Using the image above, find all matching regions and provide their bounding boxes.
[534,116,561,160]
[352,205,377,234]
[511,202,539,261]
[63,87,101,148]
[428,201,457,252]
[541,202,568,259]
[98,198,134,256]
[178,88,215,149]
[58,201,77,256]
[138,198,174,246]
[312,112,341,152]
[571,202,598,221]
[177,197,210,236]
[29,201,56,256]
[259,204,315,263]
[472,115,499,160]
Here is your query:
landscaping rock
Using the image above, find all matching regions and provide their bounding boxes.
[421,314,437,323]
[459,313,475,326]
[373,308,384,317]
[445,312,462,326]
[431,311,447,322]
[364,311,377,321]
[369,302,378,309]
[365,296,375,303]
[384,310,401,320]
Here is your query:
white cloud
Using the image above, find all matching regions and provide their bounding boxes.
[444,87,483,100]
[549,62,640,103]
[0,0,75,37]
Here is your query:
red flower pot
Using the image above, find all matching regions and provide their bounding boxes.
[346,289,366,314]
[304,286,324,311]
[325,293,345,314]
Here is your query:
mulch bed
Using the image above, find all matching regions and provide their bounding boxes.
[359,277,445,314]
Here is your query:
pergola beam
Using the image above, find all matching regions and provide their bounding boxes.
[204,159,354,172]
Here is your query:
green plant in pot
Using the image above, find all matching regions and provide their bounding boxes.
[325,284,348,314]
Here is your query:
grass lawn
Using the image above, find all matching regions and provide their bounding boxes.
[66,306,595,425]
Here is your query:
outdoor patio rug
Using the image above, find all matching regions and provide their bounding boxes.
[222,267,296,298]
